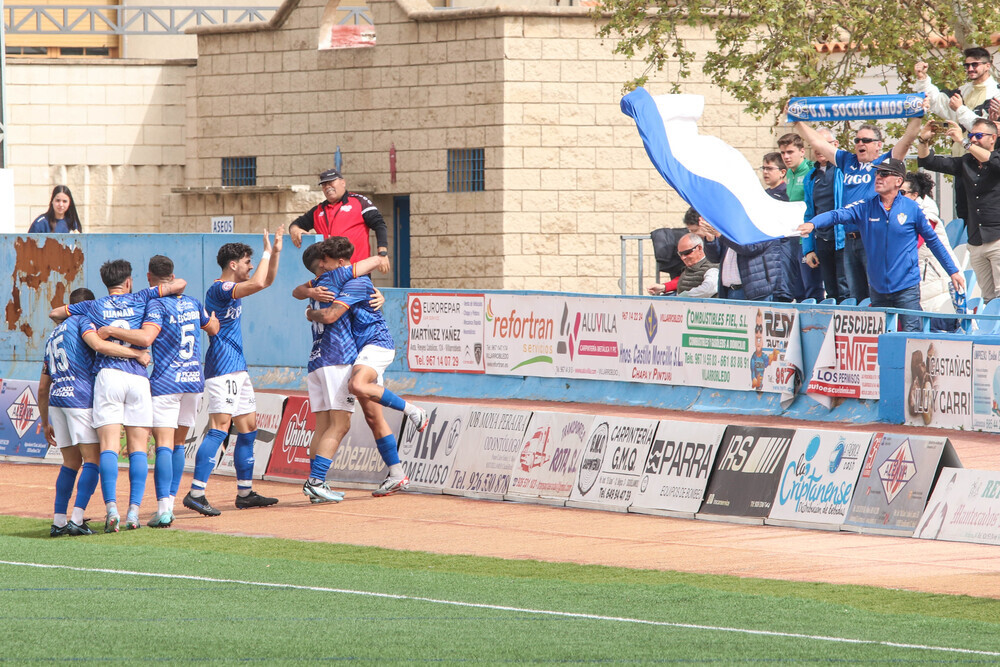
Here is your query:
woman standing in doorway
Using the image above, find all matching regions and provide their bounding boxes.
[29,185,82,233]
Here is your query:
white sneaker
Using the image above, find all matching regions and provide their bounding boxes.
[372,475,410,497]
[302,480,344,504]
[411,407,429,433]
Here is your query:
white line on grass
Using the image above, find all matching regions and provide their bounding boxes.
[2,559,997,658]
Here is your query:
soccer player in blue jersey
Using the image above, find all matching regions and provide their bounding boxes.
[39,287,152,536]
[288,240,368,503]
[50,260,186,533]
[297,237,428,497]
[99,255,219,527]
[184,227,284,516]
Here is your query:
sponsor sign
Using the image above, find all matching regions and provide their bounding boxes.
[766,429,872,529]
[630,420,726,518]
[183,393,215,472]
[787,94,925,122]
[0,379,48,459]
[698,425,794,523]
[506,411,593,503]
[567,416,657,512]
[915,467,1000,544]
[844,432,961,536]
[216,393,286,479]
[398,402,468,492]
[264,396,314,480]
[806,311,883,405]
[904,339,973,430]
[407,293,485,373]
[444,407,532,499]
[972,344,1000,432]
[328,408,403,484]
[428,295,804,399]
[484,294,562,377]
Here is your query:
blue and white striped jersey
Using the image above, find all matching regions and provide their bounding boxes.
[204,280,246,378]
[67,287,163,377]
[338,274,394,351]
[308,266,358,372]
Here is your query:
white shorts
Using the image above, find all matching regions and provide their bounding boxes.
[307,365,356,413]
[206,371,256,416]
[49,406,97,447]
[152,392,201,428]
[354,345,395,386]
[92,369,153,428]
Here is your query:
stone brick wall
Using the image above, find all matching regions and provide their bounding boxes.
[179,0,786,293]
[7,59,193,233]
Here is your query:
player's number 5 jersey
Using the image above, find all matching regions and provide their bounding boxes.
[147,294,211,396]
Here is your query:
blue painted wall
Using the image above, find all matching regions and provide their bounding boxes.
[1,233,984,427]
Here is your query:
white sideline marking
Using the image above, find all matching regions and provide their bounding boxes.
[2,559,997,658]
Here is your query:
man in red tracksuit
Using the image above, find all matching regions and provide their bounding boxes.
[289,168,389,264]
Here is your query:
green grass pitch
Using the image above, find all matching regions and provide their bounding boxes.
[2,515,1000,664]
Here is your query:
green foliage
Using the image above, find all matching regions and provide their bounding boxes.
[594,0,1000,119]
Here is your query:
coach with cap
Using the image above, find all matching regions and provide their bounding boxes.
[797,157,964,331]
[288,168,389,263]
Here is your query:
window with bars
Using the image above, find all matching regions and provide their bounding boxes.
[446,148,485,192]
[221,157,257,186]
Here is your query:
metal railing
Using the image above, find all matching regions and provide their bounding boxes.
[3,5,279,35]
[619,234,653,296]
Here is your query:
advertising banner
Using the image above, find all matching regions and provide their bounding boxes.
[629,420,726,518]
[328,408,403,484]
[786,94,925,122]
[505,411,593,504]
[427,294,803,399]
[444,407,532,499]
[915,467,1000,544]
[697,425,794,523]
[264,396,314,480]
[904,339,973,430]
[806,311,883,406]
[483,293,563,377]
[972,344,1000,432]
[406,293,485,373]
[566,416,657,512]
[216,392,286,479]
[398,402,469,492]
[0,379,48,459]
[844,432,961,536]
[766,429,872,529]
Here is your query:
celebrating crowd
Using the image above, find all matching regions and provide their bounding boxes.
[649,47,1000,334]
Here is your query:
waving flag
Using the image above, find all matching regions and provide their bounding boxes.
[621,88,805,245]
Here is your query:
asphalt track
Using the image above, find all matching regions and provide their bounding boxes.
[4,397,1000,599]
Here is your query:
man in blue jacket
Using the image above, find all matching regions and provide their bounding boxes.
[797,158,965,331]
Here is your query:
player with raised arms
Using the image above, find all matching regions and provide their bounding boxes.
[184,227,283,516]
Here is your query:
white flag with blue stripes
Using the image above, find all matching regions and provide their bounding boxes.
[621,88,806,245]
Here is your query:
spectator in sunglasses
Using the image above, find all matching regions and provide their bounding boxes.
[647,233,718,298]
[918,118,1000,302]
[792,109,924,303]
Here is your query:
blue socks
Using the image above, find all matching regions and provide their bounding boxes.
[375,434,401,466]
[74,462,99,511]
[171,445,186,497]
[154,446,172,500]
[128,451,148,507]
[234,430,257,490]
[309,455,332,484]
[192,429,227,488]
[54,465,77,516]
[99,450,119,503]
[378,388,406,412]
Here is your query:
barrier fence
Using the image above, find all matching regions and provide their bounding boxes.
[3,384,994,545]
